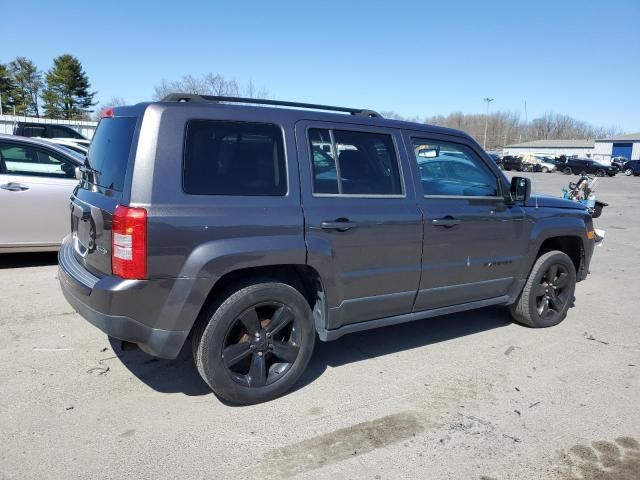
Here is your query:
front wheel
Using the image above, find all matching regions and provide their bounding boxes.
[192,281,315,404]
[541,167,549,173]
[563,167,572,175]
[510,250,576,328]
[624,168,633,176]
[596,169,605,177]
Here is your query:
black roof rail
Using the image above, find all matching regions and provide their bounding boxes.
[161,93,382,118]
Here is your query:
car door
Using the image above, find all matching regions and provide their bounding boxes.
[403,131,527,311]
[296,121,422,330]
[0,142,79,247]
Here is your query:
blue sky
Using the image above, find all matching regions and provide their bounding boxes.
[2,0,639,130]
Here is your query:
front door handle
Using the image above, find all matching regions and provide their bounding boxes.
[321,218,357,231]
[432,216,460,228]
[0,182,29,192]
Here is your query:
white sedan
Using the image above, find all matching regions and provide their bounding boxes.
[0,134,83,253]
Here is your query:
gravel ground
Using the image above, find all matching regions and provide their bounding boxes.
[1,172,639,480]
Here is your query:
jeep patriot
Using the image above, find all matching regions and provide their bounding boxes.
[59,94,597,404]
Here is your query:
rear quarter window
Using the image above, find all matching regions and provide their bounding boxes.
[86,117,137,192]
[183,120,287,196]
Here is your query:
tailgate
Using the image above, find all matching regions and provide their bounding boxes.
[71,115,138,276]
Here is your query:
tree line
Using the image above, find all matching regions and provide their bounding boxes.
[0,54,95,120]
[386,110,623,150]
[0,58,624,144]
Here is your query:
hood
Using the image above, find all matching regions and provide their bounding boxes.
[525,193,587,210]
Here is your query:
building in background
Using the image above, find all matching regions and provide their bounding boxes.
[502,139,595,158]
[593,133,640,162]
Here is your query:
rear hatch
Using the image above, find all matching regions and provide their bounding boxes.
[70,112,139,277]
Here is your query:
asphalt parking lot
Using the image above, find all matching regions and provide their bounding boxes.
[1,172,639,480]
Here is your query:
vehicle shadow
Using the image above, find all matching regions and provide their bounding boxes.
[0,252,58,269]
[111,305,513,400]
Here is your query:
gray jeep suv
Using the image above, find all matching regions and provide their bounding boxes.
[59,95,597,404]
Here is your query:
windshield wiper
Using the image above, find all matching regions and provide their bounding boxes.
[80,161,101,175]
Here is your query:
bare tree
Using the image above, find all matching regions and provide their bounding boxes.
[425,111,623,150]
[152,73,268,100]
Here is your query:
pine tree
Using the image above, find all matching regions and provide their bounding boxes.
[9,57,43,116]
[0,63,16,115]
[42,54,96,119]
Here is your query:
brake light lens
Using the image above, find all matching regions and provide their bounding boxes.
[112,205,147,279]
[101,107,114,118]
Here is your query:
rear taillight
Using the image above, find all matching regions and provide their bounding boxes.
[112,205,147,279]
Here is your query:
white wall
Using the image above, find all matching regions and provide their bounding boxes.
[502,147,594,157]
[592,142,612,162]
[0,114,97,139]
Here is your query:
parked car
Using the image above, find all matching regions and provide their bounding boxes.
[534,156,558,173]
[13,121,88,140]
[59,94,599,404]
[558,158,617,177]
[611,157,628,171]
[44,138,89,156]
[501,155,524,171]
[0,134,83,252]
[622,160,640,176]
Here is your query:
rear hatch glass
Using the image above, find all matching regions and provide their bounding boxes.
[71,116,137,276]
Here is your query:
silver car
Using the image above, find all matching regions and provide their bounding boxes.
[0,134,83,253]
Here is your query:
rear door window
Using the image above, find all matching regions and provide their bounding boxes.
[309,128,403,196]
[85,117,137,192]
[183,120,287,196]
[20,125,46,137]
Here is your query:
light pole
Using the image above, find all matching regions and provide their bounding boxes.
[483,97,494,150]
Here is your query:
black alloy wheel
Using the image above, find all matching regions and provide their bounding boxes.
[222,302,300,388]
[192,281,315,404]
[533,263,571,324]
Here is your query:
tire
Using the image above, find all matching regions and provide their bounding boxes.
[541,167,549,173]
[624,168,633,176]
[563,167,572,175]
[596,169,605,177]
[192,280,315,405]
[510,250,576,328]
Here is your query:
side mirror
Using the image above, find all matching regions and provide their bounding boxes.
[75,166,82,181]
[510,176,531,203]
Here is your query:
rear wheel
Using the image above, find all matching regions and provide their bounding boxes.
[596,169,605,177]
[563,167,572,175]
[625,168,633,176]
[541,167,549,173]
[510,250,576,328]
[192,280,315,404]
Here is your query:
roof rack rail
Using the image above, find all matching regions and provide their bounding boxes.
[161,93,382,118]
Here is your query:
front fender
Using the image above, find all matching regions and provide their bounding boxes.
[525,211,591,275]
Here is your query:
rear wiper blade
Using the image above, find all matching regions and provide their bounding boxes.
[80,162,101,175]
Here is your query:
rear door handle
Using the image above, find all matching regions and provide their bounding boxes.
[432,216,460,228]
[0,182,29,192]
[321,219,357,231]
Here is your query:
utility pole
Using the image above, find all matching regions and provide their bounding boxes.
[0,87,3,115]
[483,97,494,150]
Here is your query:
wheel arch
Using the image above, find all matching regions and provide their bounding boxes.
[192,264,328,338]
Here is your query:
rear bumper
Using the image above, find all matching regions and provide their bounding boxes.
[58,236,189,358]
